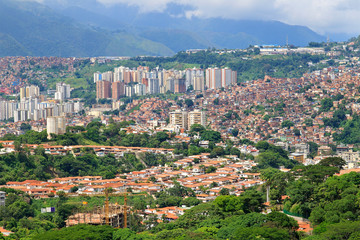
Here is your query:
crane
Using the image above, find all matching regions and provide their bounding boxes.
[83,189,147,228]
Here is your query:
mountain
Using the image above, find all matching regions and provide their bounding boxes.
[0,0,328,57]
[50,1,326,49]
[0,0,174,57]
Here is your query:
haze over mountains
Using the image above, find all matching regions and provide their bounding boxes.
[0,0,330,57]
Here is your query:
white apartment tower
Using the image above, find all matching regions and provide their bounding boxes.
[20,85,40,100]
[47,116,66,137]
[206,68,221,89]
[188,109,206,127]
[206,68,237,89]
[55,82,71,101]
[170,110,188,130]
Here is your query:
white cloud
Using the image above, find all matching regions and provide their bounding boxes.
[96,0,360,35]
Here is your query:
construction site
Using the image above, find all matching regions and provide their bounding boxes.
[66,190,143,228]
[66,204,126,228]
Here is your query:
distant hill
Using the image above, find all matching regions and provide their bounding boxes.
[51,1,326,50]
[0,0,327,57]
[0,0,174,57]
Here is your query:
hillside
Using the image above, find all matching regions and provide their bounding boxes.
[0,0,174,57]
[48,1,327,49]
[0,0,327,57]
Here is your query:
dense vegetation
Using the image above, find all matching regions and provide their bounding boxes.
[0,140,171,183]
[19,167,360,240]
[0,122,359,239]
[131,51,328,81]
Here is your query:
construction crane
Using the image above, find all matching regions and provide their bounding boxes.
[89,189,147,228]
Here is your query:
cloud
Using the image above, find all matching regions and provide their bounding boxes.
[96,0,360,35]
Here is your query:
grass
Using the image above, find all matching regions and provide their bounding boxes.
[79,138,102,146]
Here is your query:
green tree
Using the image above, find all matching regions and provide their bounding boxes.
[214,195,243,213]
[20,123,31,132]
[320,98,333,112]
[113,228,137,240]
[281,120,294,129]
[201,130,222,142]
[33,224,114,240]
[185,99,194,108]
[319,157,346,170]
[231,128,239,137]
[219,188,230,195]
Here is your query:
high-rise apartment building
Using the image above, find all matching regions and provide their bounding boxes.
[188,109,206,127]
[55,82,71,101]
[193,76,205,91]
[148,78,160,95]
[125,85,135,97]
[206,68,237,89]
[112,81,125,100]
[185,68,204,90]
[114,67,125,82]
[47,116,66,137]
[174,79,186,93]
[20,85,40,100]
[206,68,221,89]
[96,80,111,99]
[170,110,188,130]
[94,71,113,83]
[134,84,146,96]
[166,78,174,93]
[221,68,232,87]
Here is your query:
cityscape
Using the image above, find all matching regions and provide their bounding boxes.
[0,0,360,239]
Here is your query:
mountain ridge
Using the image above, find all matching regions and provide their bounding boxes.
[0,0,328,57]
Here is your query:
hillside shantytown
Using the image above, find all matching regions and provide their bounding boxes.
[0,41,360,239]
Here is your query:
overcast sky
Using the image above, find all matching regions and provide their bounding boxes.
[97,0,360,35]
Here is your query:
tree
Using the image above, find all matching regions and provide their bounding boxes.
[219,188,230,195]
[214,195,243,213]
[319,157,346,170]
[293,129,301,136]
[320,98,333,112]
[181,197,201,207]
[265,211,298,230]
[231,128,239,137]
[205,166,217,173]
[190,124,205,133]
[20,123,31,132]
[148,176,157,183]
[231,226,291,240]
[281,120,294,129]
[213,98,220,105]
[33,224,114,240]
[210,147,224,158]
[257,151,293,169]
[308,142,319,158]
[156,131,169,143]
[294,165,339,184]
[239,190,264,213]
[185,99,194,108]
[113,228,137,240]
[315,221,360,240]
[201,130,222,142]
[70,186,78,193]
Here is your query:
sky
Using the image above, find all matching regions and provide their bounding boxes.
[97,0,360,35]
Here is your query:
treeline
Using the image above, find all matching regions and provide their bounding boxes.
[130,50,328,81]
[0,142,172,184]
